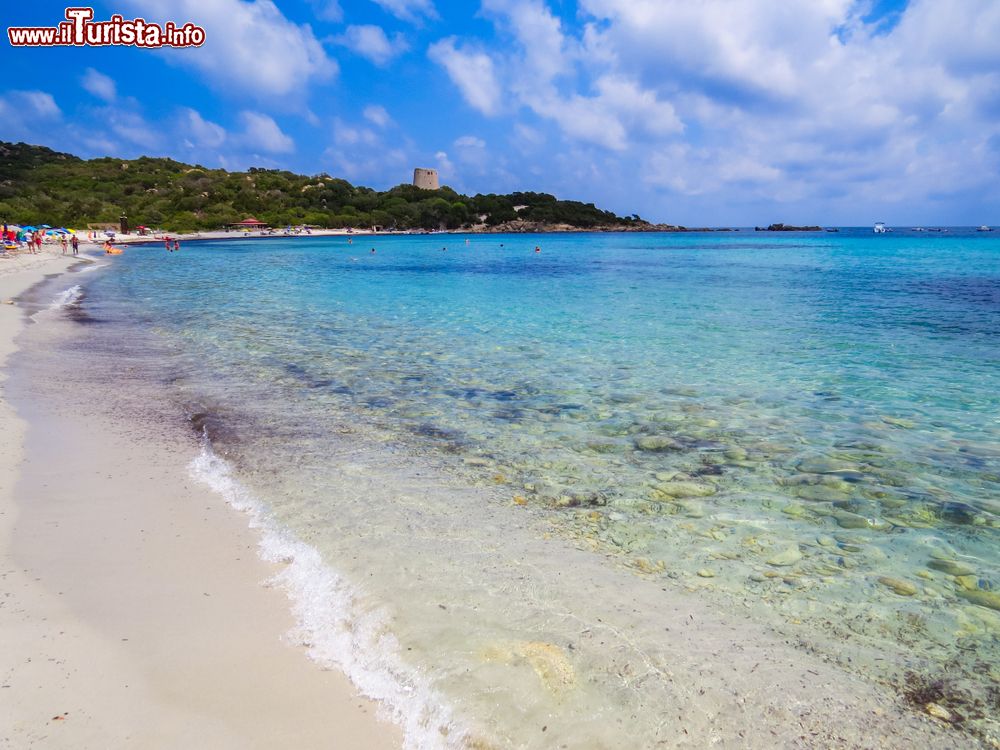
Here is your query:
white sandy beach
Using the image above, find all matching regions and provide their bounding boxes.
[0,249,401,749]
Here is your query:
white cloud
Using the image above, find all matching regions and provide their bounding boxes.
[425,0,1000,221]
[323,118,410,184]
[81,68,117,102]
[108,110,160,149]
[0,91,62,145]
[239,111,294,153]
[310,0,343,22]
[428,38,502,115]
[123,0,335,97]
[333,119,379,146]
[454,135,485,149]
[5,91,62,120]
[434,150,455,179]
[183,108,227,148]
[482,0,571,83]
[463,0,683,150]
[370,0,437,23]
[363,104,392,128]
[335,25,408,66]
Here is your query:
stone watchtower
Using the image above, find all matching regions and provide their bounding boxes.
[413,167,439,190]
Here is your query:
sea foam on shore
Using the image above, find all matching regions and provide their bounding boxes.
[189,441,463,749]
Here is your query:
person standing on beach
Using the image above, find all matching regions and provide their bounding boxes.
[33,231,41,254]
[71,234,79,255]
[60,235,68,254]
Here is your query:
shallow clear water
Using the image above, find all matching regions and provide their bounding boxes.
[71,230,1000,744]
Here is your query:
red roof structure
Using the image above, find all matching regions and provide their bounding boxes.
[230,217,268,226]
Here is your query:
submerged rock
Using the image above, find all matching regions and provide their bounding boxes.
[634,435,682,452]
[924,703,954,722]
[767,546,803,567]
[795,485,850,503]
[877,576,918,596]
[938,501,980,525]
[655,481,716,498]
[927,559,976,577]
[834,511,889,530]
[677,499,705,518]
[954,575,979,591]
[796,457,859,475]
[481,641,576,695]
[956,588,1000,612]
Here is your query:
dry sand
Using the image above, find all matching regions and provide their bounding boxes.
[0,249,401,749]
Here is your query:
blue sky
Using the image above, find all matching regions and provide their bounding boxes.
[2,0,999,225]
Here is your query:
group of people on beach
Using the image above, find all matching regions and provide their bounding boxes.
[1,222,78,255]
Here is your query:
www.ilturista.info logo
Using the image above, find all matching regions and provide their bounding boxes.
[8,7,205,48]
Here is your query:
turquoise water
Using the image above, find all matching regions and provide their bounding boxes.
[73,230,999,744]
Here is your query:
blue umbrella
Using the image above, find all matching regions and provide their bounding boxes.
[22,225,37,231]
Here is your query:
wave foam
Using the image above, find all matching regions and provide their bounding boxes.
[188,441,465,750]
[78,262,109,273]
[50,284,83,309]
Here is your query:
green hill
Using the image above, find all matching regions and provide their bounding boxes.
[0,141,645,232]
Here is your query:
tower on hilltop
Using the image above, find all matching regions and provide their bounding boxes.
[413,167,439,190]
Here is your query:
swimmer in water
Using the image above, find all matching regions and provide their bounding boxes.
[371,248,376,253]
[535,245,541,253]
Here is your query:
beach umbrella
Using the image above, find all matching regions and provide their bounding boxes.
[41,224,51,229]
[22,225,36,231]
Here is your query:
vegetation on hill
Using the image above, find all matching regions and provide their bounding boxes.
[0,142,645,232]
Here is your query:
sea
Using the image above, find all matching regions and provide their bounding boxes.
[23,229,1000,746]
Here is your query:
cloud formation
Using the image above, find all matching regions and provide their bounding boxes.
[82,69,117,103]
[123,0,335,97]
[428,38,502,115]
[422,0,1000,222]
[335,25,408,66]
[371,0,438,23]
[239,111,294,153]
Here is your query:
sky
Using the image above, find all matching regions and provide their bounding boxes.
[2,0,999,225]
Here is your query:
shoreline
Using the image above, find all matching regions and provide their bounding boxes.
[0,242,984,748]
[0,249,401,749]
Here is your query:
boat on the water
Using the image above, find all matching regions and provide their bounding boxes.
[873,222,887,233]
[978,225,993,232]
